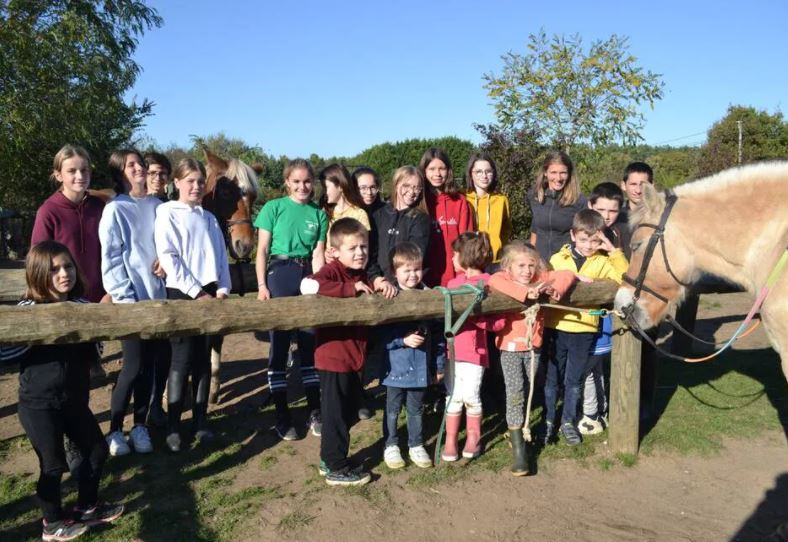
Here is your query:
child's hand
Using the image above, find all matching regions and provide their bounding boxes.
[575,273,594,283]
[152,259,166,279]
[403,333,425,348]
[355,281,374,295]
[257,285,271,300]
[596,231,616,254]
[525,286,541,300]
[373,277,397,299]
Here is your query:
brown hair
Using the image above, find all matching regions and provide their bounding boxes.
[328,217,368,249]
[451,231,492,271]
[390,242,423,272]
[283,158,315,194]
[145,152,172,175]
[499,240,547,279]
[534,150,581,207]
[173,158,207,181]
[465,152,499,193]
[108,148,145,194]
[24,241,85,302]
[390,166,428,214]
[319,163,366,218]
[419,147,459,196]
[571,209,606,236]
[50,144,91,182]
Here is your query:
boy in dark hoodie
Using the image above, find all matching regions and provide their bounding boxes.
[300,217,377,486]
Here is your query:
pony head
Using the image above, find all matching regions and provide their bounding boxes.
[202,148,261,259]
[614,183,696,329]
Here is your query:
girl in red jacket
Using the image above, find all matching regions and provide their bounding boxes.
[419,148,474,287]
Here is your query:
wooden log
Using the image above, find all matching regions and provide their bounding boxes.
[0,280,620,345]
[608,318,642,455]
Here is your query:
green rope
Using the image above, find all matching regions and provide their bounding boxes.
[433,281,486,465]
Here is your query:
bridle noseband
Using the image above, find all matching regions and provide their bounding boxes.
[621,189,691,308]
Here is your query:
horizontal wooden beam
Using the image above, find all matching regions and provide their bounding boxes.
[0,280,619,345]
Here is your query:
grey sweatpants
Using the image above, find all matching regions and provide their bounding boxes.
[583,354,608,418]
[500,350,540,429]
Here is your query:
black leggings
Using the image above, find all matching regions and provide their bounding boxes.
[18,402,108,522]
[149,340,171,413]
[109,339,159,432]
[166,286,215,434]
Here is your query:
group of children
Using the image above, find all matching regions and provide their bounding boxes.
[4,143,637,538]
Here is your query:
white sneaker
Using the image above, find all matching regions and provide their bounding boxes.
[408,445,433,469]
[383,445,405,469]
[578,415,604,435]
[106,431,130,456]
[166,432,181,453]
[129,425,153,453]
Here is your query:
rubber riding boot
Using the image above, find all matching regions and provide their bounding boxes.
[462,412,483,459]
[441,412,462,462]
[509,428,529,477]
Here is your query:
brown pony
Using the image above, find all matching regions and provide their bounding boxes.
[200,149,261,402]
[614,162,788,381]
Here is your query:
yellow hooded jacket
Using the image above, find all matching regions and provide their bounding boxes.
[546,244,629,333]
[465,191,512,262]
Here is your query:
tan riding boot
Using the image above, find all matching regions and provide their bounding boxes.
[441,412,462,462]
[462,412,483,459]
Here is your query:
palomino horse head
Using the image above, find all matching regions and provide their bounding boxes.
[202,149,261,259]
[614,183,698,330]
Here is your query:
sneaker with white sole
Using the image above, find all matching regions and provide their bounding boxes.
[325,466,371,487]
[408,445,432,469]
[166,432,181,453]
[41,519,88,541]
[129,425,153,453]
[578,415,604,436]
[383,445,406,469]
[106,431,130,456]
[307,410,322,437]
[72,502,124,526]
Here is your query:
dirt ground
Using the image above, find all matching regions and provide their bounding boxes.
[1,292,786,541]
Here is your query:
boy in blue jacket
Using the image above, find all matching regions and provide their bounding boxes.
[380,242,445,470]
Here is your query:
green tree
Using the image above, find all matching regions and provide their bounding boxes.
[696,105,788,177]
[483,31,664,150]
[0,0,162,211]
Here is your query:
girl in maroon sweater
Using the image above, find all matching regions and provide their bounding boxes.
[419,148,474,287]
[32,145,106,303]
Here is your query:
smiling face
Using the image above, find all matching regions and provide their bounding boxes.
[571,229,602,257]
[147,163,169,196]
[285,167,313,204]
[394,261,423,290]
[425,159,448,190]
[175,170,206,207]
[49,252,77,301]
[332,233,369,270]
[356,173,379,206]
[545,161,569,192]
[123,153,147,195]
[621,172,650,205]
[395,174,423,210]
[470,160,494,193]
[507,253,539,286]
[55,156,91,201]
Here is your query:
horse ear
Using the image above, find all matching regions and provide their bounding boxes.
[204,148,228,173]
[252,163,264,176]
[640,183,663,216]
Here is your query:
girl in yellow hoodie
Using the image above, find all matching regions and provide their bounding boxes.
[465,153,512,264]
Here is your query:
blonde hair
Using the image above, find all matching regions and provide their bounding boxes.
[391,166,428,214]
[50,144,91,182]
[534,150,581,207]
[499,240,547,280]
[173,158,206,180]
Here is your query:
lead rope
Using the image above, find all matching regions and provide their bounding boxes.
[433,281,487,466]
[520,304,540,443]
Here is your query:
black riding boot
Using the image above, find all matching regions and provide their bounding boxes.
[510,428,529,477]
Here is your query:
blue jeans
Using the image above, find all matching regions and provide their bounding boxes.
[544,330,595,426]
[383,386,425,448]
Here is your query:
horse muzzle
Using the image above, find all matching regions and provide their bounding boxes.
[614,287,656,330]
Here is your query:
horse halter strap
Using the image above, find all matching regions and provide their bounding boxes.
[622,189,690,305]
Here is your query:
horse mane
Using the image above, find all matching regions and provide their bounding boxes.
[225,158,259,199]
[674,160,788,198]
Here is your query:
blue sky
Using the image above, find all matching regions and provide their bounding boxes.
[129,0,787,157]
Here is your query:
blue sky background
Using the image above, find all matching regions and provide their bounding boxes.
[128,0,788,157]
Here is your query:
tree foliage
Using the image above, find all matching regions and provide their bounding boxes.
[483,31,664,150]
[0,0,162,211]
[696,105,788,177]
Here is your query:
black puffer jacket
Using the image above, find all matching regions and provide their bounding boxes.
[368,203,431,281]
[527,187,588,261]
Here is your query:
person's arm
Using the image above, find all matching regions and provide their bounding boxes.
[30,206,54,245]
[459,197,474,233]
[210,217,232,298]
[489,272,532,303]
[500,196,513,248]
[300,264,357,297]
[255,229,272,300]
[602,250,629,284]
[154,211,202,299]
[98,205,136,303]
[311,240,326,274]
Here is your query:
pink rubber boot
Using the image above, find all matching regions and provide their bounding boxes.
[441,412,462,462]
[462,412,483,459]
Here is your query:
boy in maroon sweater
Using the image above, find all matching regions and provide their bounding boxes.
[300,217,376,486]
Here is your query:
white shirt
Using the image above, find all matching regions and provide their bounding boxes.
[154,201,231,298]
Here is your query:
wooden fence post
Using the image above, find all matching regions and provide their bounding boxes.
[609,318,642,455]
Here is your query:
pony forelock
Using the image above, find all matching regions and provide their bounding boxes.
[226,158,259,198]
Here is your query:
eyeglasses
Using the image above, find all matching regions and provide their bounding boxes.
[148,171,169,178]
[358,186,379,193]
[472,169,494,177]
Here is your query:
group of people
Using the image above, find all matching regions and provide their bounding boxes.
[1,141,656,539]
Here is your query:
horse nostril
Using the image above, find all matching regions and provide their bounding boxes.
[234,240,251,258]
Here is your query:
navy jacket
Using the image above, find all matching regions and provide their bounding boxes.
[368,204,431,282]
[527,187,588,262]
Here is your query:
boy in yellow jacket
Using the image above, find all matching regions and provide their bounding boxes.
[543,209,628,446]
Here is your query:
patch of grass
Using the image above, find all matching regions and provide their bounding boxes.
[196,477,284,539]
[0,434,31,460]
[0,473,38,534]
[259,454,278,471]
[616,453,638,467]
[597,457,615,471]
[277,509,316,531]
